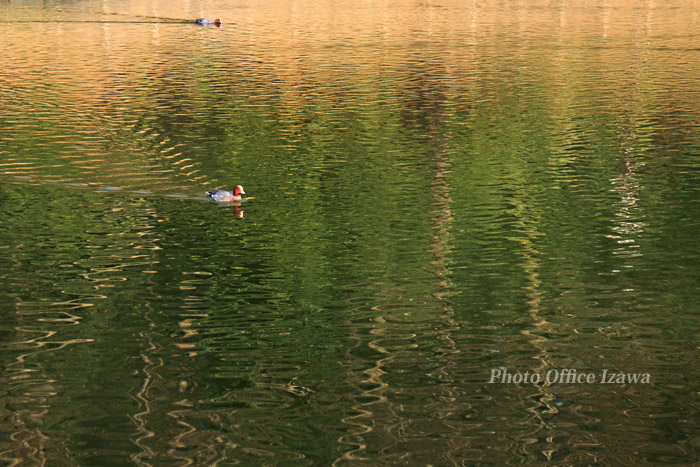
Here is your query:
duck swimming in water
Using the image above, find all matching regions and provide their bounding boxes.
[206,185,245,202]
[194,18,222,26]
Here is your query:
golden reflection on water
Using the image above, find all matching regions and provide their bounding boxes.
[2,0,698,198]
[2,0,699,195]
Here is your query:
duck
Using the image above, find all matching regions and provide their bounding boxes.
[206,185,245,202]
[194,18,222,26]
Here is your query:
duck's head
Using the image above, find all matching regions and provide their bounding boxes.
[214,18,222,25]
[233,185,245,196]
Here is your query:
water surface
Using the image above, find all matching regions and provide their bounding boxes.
[2,0,700,464]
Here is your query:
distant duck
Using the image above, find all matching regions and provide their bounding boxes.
[194,18,222,26]
[206,185,245,202]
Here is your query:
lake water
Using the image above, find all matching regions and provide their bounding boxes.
[2,0,700,464]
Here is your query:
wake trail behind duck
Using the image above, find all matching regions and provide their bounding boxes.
[3,5,212,24]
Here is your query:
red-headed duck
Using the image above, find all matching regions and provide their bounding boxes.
[206,185,245,202]
[194,18,222,26]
